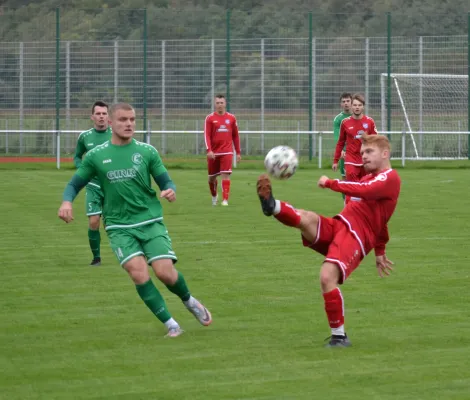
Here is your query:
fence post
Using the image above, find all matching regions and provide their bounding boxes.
[19,42,24,154]
[318,131,322,169]
[114,40,119,103]
[261,38,265,154]
[56,130,61,170]
[147,120,151,145]
[467,12,470,159]
[142,8,148,142]
[386,12,392,138]
[245,121,249,156]
[66,41,70,153]
[5,120,8,154]
[401,126,406,167]
[308,13,313,161]
[195,120,199,155]
[419,36,423,154]
[162,40,166,132]
[211,39,215,110]
[365,38,369,115]
[226,9,231,111]
[55,8,60,152]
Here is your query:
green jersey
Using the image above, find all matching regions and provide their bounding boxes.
[75,139,172,231]
[74,127,112,187]
[333,112,350,142]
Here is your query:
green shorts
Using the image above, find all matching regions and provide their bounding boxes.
[85,183,104,216]
[106,221,177,266]
[339,158,346,177]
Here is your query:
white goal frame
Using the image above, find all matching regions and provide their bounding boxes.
[380,73,468,159]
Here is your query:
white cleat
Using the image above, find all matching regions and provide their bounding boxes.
[221,200,228,206]
[212,195,218,206]
[165,325,184,338]
[185,297,212,326]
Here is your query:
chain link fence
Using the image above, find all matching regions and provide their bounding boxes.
[0,8,468,160]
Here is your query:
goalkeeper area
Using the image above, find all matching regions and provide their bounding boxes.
[1,164,470,399]
[381,73,469,160]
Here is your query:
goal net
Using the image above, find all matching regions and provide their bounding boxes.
[380,73,468,159]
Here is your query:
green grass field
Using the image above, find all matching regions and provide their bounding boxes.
[1,165,470,399]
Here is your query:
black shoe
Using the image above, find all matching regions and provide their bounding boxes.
[256,174,276,216]
[90,257,101,266]
[325,334,351,348]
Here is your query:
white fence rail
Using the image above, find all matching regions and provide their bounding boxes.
[0,130,468,169]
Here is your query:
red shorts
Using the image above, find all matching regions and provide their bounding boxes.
[207,154,233,177]
[302,216,364,284]
[345,164,366,182]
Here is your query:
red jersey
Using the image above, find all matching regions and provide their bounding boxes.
[204,112,241,155]
[325,168,401,256]
[333,115,378,166]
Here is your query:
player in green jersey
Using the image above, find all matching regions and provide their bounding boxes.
[73,101,112,266]
[332,92,352,200]
[59,103,212,338]
[332,93,352,177]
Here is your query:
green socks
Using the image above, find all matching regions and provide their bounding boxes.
[165,272,191,302]
[136,279,172,323]
[88,229,101,258]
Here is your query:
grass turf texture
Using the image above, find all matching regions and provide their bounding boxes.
[1,166,470,399]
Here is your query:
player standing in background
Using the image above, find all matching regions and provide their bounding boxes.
[332,93,378,184]
[204,94,241,206]
[73,101,112,266]
[257,134,400,347]
[60,103,212,338]
[332,93,352,198]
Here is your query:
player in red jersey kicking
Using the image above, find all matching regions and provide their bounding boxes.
[333,94,378,203]
[257,134,401,347]
[204,94,241,206]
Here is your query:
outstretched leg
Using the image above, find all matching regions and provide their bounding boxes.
[257,174,320,241]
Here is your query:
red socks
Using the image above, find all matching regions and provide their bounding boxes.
[274,201,301,227]
[222,179,231,201]
[322,287,344,329]
[209,180,217,197]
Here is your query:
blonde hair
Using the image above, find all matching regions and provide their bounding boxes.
[352,93,365,105]
[362,134,391,153]
[109,102,134,116]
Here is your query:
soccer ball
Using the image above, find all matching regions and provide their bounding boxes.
[264,145,299,179]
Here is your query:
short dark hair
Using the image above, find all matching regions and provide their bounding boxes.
[352,93,365,105]
[340,92,352,101]
[109,102,134,116]
[92,101,108,114]
[215,94,225,100]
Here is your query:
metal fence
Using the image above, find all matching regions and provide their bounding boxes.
[0,9,469,159]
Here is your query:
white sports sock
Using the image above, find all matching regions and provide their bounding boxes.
[164,318,179,329]
[273,200,281,215]
[183,295,194,307]
[331,325,345,336]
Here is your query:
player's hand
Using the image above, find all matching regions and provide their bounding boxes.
[160,189,176,202]
[317,175,329,188]
[207,151,215,160]
[332,163,338,172]
[340,150,346,159]
[376,255,394,277]
[236,154,241,163]
[58,201,74,223]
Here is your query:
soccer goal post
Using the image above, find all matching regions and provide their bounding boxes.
[380,73,469,160]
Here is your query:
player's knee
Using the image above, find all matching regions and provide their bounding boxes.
[152,259,177,285]
[88,215,100,230]
[319,262,341,292]
[298,210,319,230]
[124,258,149,285]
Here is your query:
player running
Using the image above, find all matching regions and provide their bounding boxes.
[59,103,212,338]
